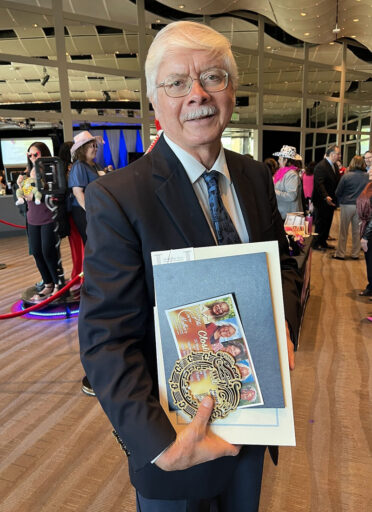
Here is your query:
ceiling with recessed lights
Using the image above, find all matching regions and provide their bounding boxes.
[0,0,370,130]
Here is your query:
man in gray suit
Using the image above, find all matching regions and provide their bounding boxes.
[79,21,301,512]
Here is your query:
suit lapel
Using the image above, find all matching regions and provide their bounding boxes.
[151,137,215,247]
[225,151,261,242]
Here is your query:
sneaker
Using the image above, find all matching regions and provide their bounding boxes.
[34,280,45,292]
[81,375,96,396]
[30,283,54,302]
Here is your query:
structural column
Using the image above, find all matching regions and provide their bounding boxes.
[137,0,150,150]
[52,0,73,141]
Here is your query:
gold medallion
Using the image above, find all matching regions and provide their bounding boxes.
[168,350,242,421]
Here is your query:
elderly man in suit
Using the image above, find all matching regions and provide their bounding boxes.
[79,21,301,512]
[312,145,341,250]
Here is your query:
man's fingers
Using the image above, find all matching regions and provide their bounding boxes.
[192,395,214,428]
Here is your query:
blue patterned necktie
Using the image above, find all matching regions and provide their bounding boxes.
[202,170,241,245]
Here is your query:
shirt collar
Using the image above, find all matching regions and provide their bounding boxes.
[163,133,231,185]
[325,157,335,167]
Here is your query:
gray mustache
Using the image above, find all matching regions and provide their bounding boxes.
[181,105,217,122]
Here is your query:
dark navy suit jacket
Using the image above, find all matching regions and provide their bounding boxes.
[79,135,301,499]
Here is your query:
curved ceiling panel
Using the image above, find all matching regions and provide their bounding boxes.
[156,0,372,51]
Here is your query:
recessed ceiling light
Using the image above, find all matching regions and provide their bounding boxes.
[300,12,307,16]
[351,35,357,38]
[34,24,38,28]
[266,46,271,49]
[178,4,185,8]
[329,42,335,45]
[353,18,359,22]
[156,19,161,23]
[304,32,310,36]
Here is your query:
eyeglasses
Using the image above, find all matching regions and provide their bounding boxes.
[156,68,229,98]
[27,151,41,158]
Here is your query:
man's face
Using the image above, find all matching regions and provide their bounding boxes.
[218,325,236,339]
[212,302,229,317]
[329,147,341,164]
[364,152,372,168]
[151,49,235,161]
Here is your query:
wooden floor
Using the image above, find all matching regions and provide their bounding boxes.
[0,211,371,512]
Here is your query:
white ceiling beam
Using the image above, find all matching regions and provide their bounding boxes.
[67,61,139,78]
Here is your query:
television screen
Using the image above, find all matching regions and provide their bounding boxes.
[0,137,54,166]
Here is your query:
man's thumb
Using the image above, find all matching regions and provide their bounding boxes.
[193,395,214,427]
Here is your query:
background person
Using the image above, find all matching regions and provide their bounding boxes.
[356,182,372,297]
[79,21,301,512]
[364,150,372,180]
[333,155,369,260]
[272,145,303,219]
[17,142,62,301]
[311,145,341,250]
[302,161,315,213]
[59,141,84,290]
[68,131,105,244]
[68,132,106,396]
[264,157,279,177]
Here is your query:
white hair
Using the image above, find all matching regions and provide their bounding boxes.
[145,21,238,104]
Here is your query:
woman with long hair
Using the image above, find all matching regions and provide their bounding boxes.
[333,155,369,260]
[17,141,62,301]
[68,132,105,397]
[58,141,84,289]
[356,181,372,297]
[68,131,105,244]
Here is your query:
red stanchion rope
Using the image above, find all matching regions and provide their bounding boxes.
[0,272,84,319]
[0,219,26,229]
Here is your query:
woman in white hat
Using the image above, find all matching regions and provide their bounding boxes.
[272,145,303,219]
[68,131,105,244]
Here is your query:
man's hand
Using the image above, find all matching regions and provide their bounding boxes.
[361,238,368,253]
[286,321,295,371]
[155,396,240,471]
[325,196,335,207]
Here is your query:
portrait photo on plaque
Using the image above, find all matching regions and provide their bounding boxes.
[165,294,263,408]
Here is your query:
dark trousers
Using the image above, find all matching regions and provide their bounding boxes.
[71,205,87,245]
[313,202,335,247]
[136,446,266,512]
[28,222,60,285]
[364,242,372,291]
